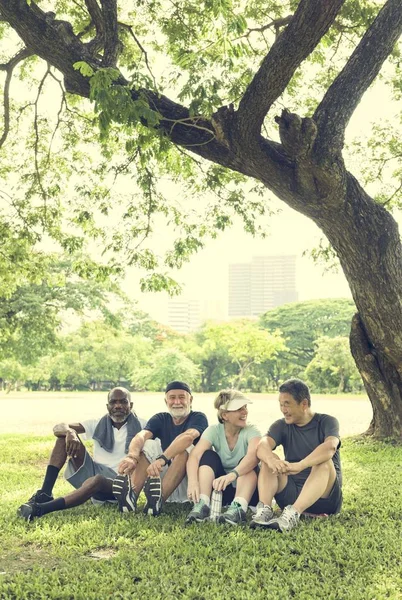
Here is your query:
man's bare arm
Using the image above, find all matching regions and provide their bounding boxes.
[163,428,202,461]
[287,436,339,474]
[118,430,154,475]
[53,422,85,437]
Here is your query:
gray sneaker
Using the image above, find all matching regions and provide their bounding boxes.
[218,502,246,526]
[266,505,300,532]
[250,502,274,529]
[185,500,210,524]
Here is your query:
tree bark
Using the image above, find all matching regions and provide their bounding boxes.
[350,314,402,438]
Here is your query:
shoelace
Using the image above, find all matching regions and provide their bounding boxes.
[193,500,206,513]
[253,506,272,520]
[281,507,298,526]
[225,502,242,518]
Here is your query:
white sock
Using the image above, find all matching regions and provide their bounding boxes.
[233,496,248,512]
[200,494,210,506]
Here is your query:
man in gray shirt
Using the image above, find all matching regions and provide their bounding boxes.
[251,378,342,532]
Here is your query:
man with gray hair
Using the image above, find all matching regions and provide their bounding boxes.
[113,380,208,517]
[17,387,146,522]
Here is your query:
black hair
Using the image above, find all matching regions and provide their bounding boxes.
[279,378,311,407]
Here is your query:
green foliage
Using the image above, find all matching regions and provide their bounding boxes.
[0,298,362,393]
[192,319,286,391]
[1,436,402,599]
[259,299,356,376]
[137,348,200,391]
[3,1,393,294]
[305,336,363,393]
[0,253,123,365]
[73,61,94,78]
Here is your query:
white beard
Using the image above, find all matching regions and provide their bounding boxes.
[169,407,190,419]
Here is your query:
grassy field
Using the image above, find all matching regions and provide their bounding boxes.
[1,435,402,599]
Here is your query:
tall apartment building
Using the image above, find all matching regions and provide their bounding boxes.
[229,255,298,317]
[167,298,201,334]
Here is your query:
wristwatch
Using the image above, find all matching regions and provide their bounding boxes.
[156,453,171,466]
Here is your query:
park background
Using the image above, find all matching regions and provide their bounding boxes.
[1,0,402,598]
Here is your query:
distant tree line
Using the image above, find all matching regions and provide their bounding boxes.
[0,279,363,394]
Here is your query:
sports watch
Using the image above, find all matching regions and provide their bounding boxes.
[156,453,171,466]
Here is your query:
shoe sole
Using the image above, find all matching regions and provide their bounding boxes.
[185,515,209,524]
[112,475,136,513]
[218,516,245,526]
[143,477,162,516]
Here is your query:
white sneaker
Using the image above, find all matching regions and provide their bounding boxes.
[266,505,300,532]
[250,502,274,528]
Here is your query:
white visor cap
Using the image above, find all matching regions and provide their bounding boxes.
[223,397,253,412]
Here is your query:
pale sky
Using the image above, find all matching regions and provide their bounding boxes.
[126,78,398,324]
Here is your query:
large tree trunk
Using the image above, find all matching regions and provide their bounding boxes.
[350,314,402,438]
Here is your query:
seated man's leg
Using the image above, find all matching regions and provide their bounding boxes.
[293,460,341,515]
[141,439,189,517]
[18,450,116,522]
[21,434,87,506]
[161,451,188,501]
[131,452,151,497]
[250,455,289,528]
[265,461,340,532]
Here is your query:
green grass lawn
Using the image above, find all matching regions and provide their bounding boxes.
[1,435,402,600]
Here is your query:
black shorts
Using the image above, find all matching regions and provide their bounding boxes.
[199,449,259,507]
[275,475,342,515]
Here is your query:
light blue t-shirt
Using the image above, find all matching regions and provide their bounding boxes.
[201,423,261,472]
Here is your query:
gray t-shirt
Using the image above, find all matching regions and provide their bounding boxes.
[267,413,342,487]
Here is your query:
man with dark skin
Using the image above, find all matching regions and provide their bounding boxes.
[17,387,145,522]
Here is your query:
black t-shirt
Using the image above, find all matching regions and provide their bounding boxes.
[267,413,342,486]
[144,411,208,451]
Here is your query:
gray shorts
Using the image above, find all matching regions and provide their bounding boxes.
[64,450,117,504]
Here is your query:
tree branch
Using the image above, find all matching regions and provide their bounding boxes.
[100,0,120,66]
[83,0,103,36]
[0,47,32,148]
[236,0,345,141]
[119,22,157,89]
[0,0,294,190]
[313,0,402,163]
[241,15,293,40]
[0,0,101,96]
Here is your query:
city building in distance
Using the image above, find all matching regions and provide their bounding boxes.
[229,255,298,317]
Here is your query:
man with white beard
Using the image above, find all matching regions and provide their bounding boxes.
[17,387,146,522]
[113,381,208,517]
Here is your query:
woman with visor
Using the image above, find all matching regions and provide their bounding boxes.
[185,389,261,525]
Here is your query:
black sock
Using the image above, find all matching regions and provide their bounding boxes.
[41,465,60,496]
[38,498,66,516]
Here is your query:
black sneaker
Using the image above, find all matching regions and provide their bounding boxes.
[112,475,137,513]
[17,501,42,523]
[143,477,163,516]
[27,490,54,505]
